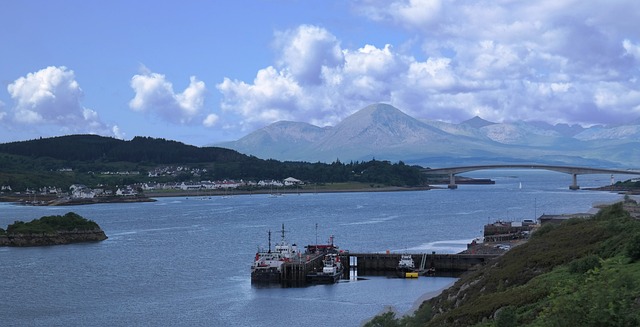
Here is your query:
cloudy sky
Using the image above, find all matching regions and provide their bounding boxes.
[1,0,639,146]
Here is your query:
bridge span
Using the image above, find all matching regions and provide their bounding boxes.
[421,164,640,190]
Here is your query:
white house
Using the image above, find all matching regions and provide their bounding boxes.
[71,187,96,199]
[284,177,302,186]
[116,187,137,196]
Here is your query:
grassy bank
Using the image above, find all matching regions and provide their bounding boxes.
[365,201,640,327]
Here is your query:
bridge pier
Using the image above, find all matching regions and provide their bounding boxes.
[448,173,458,189]
[570,173,580,190]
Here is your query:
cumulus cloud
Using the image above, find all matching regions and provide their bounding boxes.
[354,0,443,30]
[203,113,219,127]
[275,25,344,85]
[0,100,6,121]
[623,39,640,61]
[5,66,116,135]
[129,71,208,125]
[218,1,640,131]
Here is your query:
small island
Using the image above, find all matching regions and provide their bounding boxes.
[0,212,107,246]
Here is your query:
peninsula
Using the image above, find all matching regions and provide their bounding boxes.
[0,212,108,246]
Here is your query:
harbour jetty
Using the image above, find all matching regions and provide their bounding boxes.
[342,252,499,276]
[259,251,499,286]
[252,225,503,286]
[251,225,346,286]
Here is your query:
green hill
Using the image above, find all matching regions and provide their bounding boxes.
[0,134,428,192]
[367,201,640,327]
[0,135,249,163]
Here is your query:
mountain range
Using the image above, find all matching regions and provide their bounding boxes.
[215,103,640,168]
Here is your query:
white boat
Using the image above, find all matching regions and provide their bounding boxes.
[397,254,416,271]
[307,253,343,284]
[251,224,299,283]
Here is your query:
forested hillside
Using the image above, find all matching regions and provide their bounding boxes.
[0,135,249,163]
[0,135,427,192]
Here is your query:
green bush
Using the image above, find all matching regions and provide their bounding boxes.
[494,306,517,327]
[627,233,640,262]
[568,255,601,274]
[5,212,99,234]
[364,311,400,327]
[531,223,556,239]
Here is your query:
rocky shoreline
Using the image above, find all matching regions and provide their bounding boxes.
[0,229,108,247]
[0,212,108,247]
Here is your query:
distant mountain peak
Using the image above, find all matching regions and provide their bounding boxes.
[461,116,496,128]
[212,103,637,167]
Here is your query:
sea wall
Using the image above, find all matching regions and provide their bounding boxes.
[0,229,108,246]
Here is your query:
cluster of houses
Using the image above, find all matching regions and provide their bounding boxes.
[141,177,302,192]
[146,166,205,178]
[1,177,303,199]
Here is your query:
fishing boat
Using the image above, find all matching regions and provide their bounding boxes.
[397,254,418,278]
[307,253,343,284]
[251,224,299,283]
[397,254,415,271]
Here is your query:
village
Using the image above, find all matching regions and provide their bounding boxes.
[0,165,304,203]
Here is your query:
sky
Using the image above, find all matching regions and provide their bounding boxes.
[1,0,640,146]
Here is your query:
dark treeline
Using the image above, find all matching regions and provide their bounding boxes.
[0,135,250,163]
[0,135,427,191]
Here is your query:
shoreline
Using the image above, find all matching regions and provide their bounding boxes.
[0,185,436,206]
[406,280,457,315]
[145,185,435,198]
[360,279,457,326]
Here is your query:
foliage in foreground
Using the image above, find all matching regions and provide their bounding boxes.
[365,202,640,327]
[3,212,100,235]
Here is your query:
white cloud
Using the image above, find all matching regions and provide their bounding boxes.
[129,71,208,125]
[203,114,219,127]
[275,24,344,85]
[6,66,115,135]
[112,125,125,139]
[217,66,304,129]
[623,39,640,61]
[355,0,442,30]
[0,100,6,121]
[218,1,640,131]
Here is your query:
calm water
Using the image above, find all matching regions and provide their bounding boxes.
[0,170,631,326]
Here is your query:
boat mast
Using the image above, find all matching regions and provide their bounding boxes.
[268,230,272,253]
[280,223,287,243]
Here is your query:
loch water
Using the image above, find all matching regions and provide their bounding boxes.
[0,170,630,326]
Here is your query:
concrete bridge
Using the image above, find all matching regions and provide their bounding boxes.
[421,164,640,190]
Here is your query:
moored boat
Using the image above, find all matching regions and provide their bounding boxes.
[307,253,343,284]
[397,254,417,278]
[251,224,299,283]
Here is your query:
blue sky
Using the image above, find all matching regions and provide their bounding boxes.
[1,0,639,146]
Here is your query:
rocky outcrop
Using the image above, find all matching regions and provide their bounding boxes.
[0,228,107,246]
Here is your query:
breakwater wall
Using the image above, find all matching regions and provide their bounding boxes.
[341,253,499,275]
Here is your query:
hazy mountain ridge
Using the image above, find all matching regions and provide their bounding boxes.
[214,103,639,167]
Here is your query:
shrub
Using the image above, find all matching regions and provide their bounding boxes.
[5,212,99,234]
[568,255,601,274]
[364,311,400,327]
[531,223,556,239]
[494,306,517,327]
[627,233,640,262]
